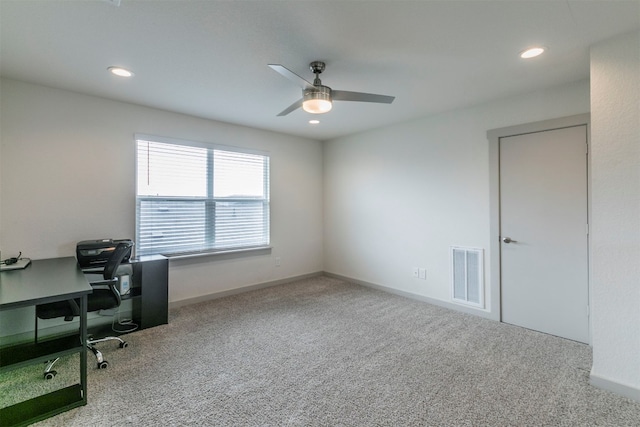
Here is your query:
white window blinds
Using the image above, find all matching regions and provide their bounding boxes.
[136,137,270,257]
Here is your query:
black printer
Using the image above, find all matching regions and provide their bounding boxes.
[76,239,133,268]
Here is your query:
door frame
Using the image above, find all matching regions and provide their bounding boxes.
[487,113,591,342]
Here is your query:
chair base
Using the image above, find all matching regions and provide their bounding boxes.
[43,336,128,379]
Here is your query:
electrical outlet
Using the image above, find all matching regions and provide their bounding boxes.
[419,268,427,280]
[412,267,419,278]
[275,257,281,267]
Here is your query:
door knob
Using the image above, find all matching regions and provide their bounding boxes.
[502,237,517,243]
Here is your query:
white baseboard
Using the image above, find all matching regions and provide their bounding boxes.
[169,271,324,309]
[590,372,640,402]
[323,272,496,320]
[169,271,496,321]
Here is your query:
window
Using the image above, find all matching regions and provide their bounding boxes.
[135,135,270,257]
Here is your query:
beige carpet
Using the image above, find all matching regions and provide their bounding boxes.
[4,275,640,426]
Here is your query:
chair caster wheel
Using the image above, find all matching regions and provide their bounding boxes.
[98,361,109,369]
[44,371,57,380]
[119,341,128,349]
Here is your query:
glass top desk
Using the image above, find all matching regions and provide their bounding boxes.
[0,257,92,427]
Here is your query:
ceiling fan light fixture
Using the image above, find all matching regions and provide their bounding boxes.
[303,99,332,114]
[303,86,332,114]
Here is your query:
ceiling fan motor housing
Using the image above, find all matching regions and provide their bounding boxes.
[304,85,331,101]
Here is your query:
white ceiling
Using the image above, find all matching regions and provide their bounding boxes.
[1,0,639,140]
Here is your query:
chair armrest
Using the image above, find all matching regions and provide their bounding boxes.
[84,272,105,283]
[89,278,118,288]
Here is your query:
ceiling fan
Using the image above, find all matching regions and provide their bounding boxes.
[268,61,395,116]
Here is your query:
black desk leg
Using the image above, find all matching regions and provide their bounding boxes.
[79,294,88,403]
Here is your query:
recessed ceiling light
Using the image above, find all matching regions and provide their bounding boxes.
[108,66,134,77]
[309,120,320,125]
[520,47,545,59]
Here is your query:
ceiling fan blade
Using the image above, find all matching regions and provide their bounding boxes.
[277,98,303,116]
[332,90,395,104]
[269,64,314,90]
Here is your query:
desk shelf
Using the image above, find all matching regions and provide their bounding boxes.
[0,335,83,372]
[0,384,85,427]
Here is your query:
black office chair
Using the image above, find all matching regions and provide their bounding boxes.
[36,241,133,379]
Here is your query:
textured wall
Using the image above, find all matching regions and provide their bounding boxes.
[590,30,640,397]
[0,79,324,305]
[323,80,590,318]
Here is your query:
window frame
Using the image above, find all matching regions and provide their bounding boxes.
[134,134,271,258]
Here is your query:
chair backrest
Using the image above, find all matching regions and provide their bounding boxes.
[103,241,134,280]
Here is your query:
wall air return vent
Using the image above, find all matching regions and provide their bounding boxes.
[451,246,484,308]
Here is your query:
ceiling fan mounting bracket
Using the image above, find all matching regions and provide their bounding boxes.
[309,61,326,75]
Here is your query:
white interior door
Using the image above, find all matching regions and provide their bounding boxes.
[500,125,589,343]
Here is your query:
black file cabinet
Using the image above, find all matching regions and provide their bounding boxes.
[130,255,169,330]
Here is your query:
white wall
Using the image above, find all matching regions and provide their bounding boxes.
[589,31,640,400]
[323,79,590,319]
[0,79,324,305]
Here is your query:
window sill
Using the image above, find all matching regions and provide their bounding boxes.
[163,246,272,261]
